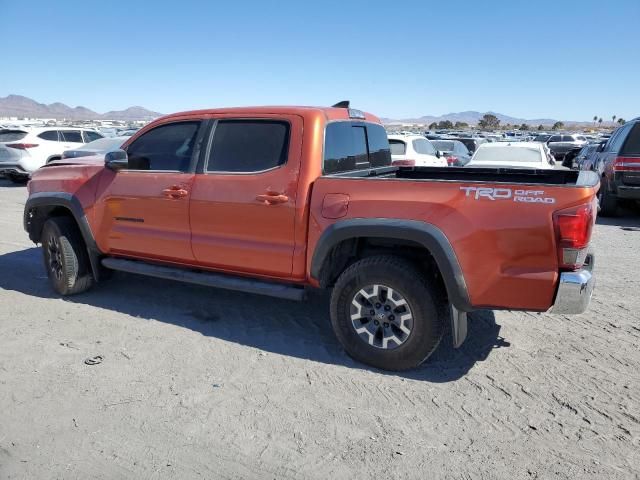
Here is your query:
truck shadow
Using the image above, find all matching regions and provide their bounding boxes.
[0,247,508,382]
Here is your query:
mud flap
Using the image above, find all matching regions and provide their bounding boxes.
[450,304,468,348]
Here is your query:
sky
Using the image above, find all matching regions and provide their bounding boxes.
[1,0,638,121]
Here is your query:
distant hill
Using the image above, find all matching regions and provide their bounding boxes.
[383,110,577,127]
[0,94,162,121]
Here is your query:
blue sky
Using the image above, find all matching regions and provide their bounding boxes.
[1,0,638,121]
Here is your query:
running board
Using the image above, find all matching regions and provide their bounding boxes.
[101,257,306,301]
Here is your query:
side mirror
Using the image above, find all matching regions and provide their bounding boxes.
[435,150,441,158]
[596,143,605,152]
[105,149,128,170]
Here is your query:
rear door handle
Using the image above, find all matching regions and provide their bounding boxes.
[256,193,289,205]
[162,186,189,198]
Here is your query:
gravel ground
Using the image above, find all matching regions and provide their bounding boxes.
[0,178,639,479]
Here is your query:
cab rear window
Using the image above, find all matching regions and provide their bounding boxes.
[323,122,391,174]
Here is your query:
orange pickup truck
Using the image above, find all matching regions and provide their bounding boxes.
[24,103,598,370]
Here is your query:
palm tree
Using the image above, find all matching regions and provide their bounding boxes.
[593,115,598,127]
[598,117,603,128]
[612,115,617,125]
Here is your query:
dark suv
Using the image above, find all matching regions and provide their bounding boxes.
[596,118,640,216]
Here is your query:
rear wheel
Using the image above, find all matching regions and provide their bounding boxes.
[598,177,618,217]
[330,255,444,371]
[41,217,94,295]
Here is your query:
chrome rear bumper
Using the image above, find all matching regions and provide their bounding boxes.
[551,253,595,315]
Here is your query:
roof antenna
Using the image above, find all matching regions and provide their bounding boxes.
[332,100,350,108]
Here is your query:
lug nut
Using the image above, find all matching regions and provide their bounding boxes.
[370,310,375,315]
[384,305,391,311]
[389,315,395,321]
[384,322,389,328]
[374,320,379,326]
[375,303,381,308]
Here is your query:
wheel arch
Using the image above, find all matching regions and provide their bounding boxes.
[310,219,472,311]
[24,192,103,280]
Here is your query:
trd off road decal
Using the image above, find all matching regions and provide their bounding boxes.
[460,186,556,204]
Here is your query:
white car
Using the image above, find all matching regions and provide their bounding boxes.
[466,142,560,169]
[388,134,448,167]
[0,127,103,182]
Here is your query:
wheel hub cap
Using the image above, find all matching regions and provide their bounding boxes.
[350,284,413,350]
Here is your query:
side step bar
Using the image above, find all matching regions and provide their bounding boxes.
[101,257,306,302]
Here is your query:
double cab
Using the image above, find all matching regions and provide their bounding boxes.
[24,103,598,370]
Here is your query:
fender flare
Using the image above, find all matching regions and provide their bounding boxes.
[310,218,472,311]
[24,192,103,280]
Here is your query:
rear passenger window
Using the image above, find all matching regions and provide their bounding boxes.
[207,120,289,173]
[608,124,632,153]
[323,122,391,174]
[38,130,59,141]
[621,123,640,155]
[60,131,83,142]
[413,138,437,155]
[126,121,200,171]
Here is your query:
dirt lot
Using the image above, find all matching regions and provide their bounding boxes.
[0,178,639,480]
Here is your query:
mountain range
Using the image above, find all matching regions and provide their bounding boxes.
[0,95,162,121]
[382,111,560,126]
[2,94,600,126]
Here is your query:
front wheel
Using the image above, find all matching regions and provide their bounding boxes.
[330,255,444,371]
[41,217,94,295]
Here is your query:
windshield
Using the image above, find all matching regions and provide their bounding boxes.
[81,137,127,151]
[472,146,543,164]
[0,130,28,142]
[432,140,455,152]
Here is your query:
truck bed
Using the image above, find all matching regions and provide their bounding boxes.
[309,166,599,312]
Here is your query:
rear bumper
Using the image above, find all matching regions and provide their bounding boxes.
[616,185,640,200]
[551,253,595,315]
[0,164,29,176]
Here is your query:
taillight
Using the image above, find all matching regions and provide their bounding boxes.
[553,203,594,271]
[392,159,416,166]
[446,156,458,165]
[612,156,640,172]
[6,143,38,149]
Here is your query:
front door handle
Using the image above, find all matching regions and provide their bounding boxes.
[256,193,289,205]
[162,186,189,198]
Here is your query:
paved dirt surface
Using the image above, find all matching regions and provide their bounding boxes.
[0,178,639,479]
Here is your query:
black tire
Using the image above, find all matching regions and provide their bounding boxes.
[41,217,94,295]
[330,255,444,371]
[598,177,618,217]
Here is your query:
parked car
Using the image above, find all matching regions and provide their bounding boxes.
[533,134,552,143]
[451,137,486,155]
[61,136,129,159]
[388,134,448,167]
[466,142,559,169]
[431,140,472,166]
[546,134,588,162]
[573,143,601,171]
[24,103,597,371]
[592,118,640,216]
[0,127,103,182]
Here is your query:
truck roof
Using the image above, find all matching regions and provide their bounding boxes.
[156,106,382,124]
